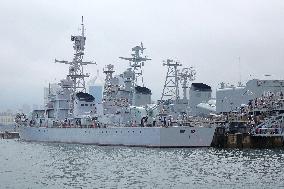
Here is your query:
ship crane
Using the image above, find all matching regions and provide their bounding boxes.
[119,42,151,86]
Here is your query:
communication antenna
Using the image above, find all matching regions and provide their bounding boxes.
[238,56,242,86]
[179,67,196,100]
[119,42,151,86]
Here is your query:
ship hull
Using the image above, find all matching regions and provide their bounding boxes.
[19,126,216,147]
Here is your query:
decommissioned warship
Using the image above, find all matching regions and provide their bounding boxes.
[16,17,216,147]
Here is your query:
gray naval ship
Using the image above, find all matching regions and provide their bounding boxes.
[16,17,216,147]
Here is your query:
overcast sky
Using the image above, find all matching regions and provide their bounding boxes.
[1,0,284,111]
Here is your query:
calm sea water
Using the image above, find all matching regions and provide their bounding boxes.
[1,140,284,189]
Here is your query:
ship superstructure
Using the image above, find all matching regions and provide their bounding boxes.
[54,16,96,115]
[30,17,97,127]
[100,43,153,126]
[159,59,198,117]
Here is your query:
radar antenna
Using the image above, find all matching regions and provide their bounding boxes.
[179,67,196,100]
[119,42,151,86]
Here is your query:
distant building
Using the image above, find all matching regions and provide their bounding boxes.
[21,104,31,114]
[88,70,104,104]
[0,112,15,125]
[89,85,103,103]
[32,104,39,110]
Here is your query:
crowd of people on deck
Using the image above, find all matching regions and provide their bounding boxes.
[222,91,284,135]
[247,92,284,111]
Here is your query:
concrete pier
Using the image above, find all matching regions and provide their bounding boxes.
[211,132,284,148]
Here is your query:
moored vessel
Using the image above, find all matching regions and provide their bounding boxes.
[17,17,216,147]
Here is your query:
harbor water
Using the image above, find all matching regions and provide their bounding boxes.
[1,140,284,189]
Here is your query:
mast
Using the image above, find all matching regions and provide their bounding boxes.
[161,59,182,101]
[103,64,115,83]
[179,67,196,100]
[119,42,151,86]
[102,64,115,109]
[103,64,115,96]
[55,16,96,114]
[81,16,85,38]
[238,56,242,86]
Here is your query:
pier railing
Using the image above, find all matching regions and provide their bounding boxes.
[251,113,284,136]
